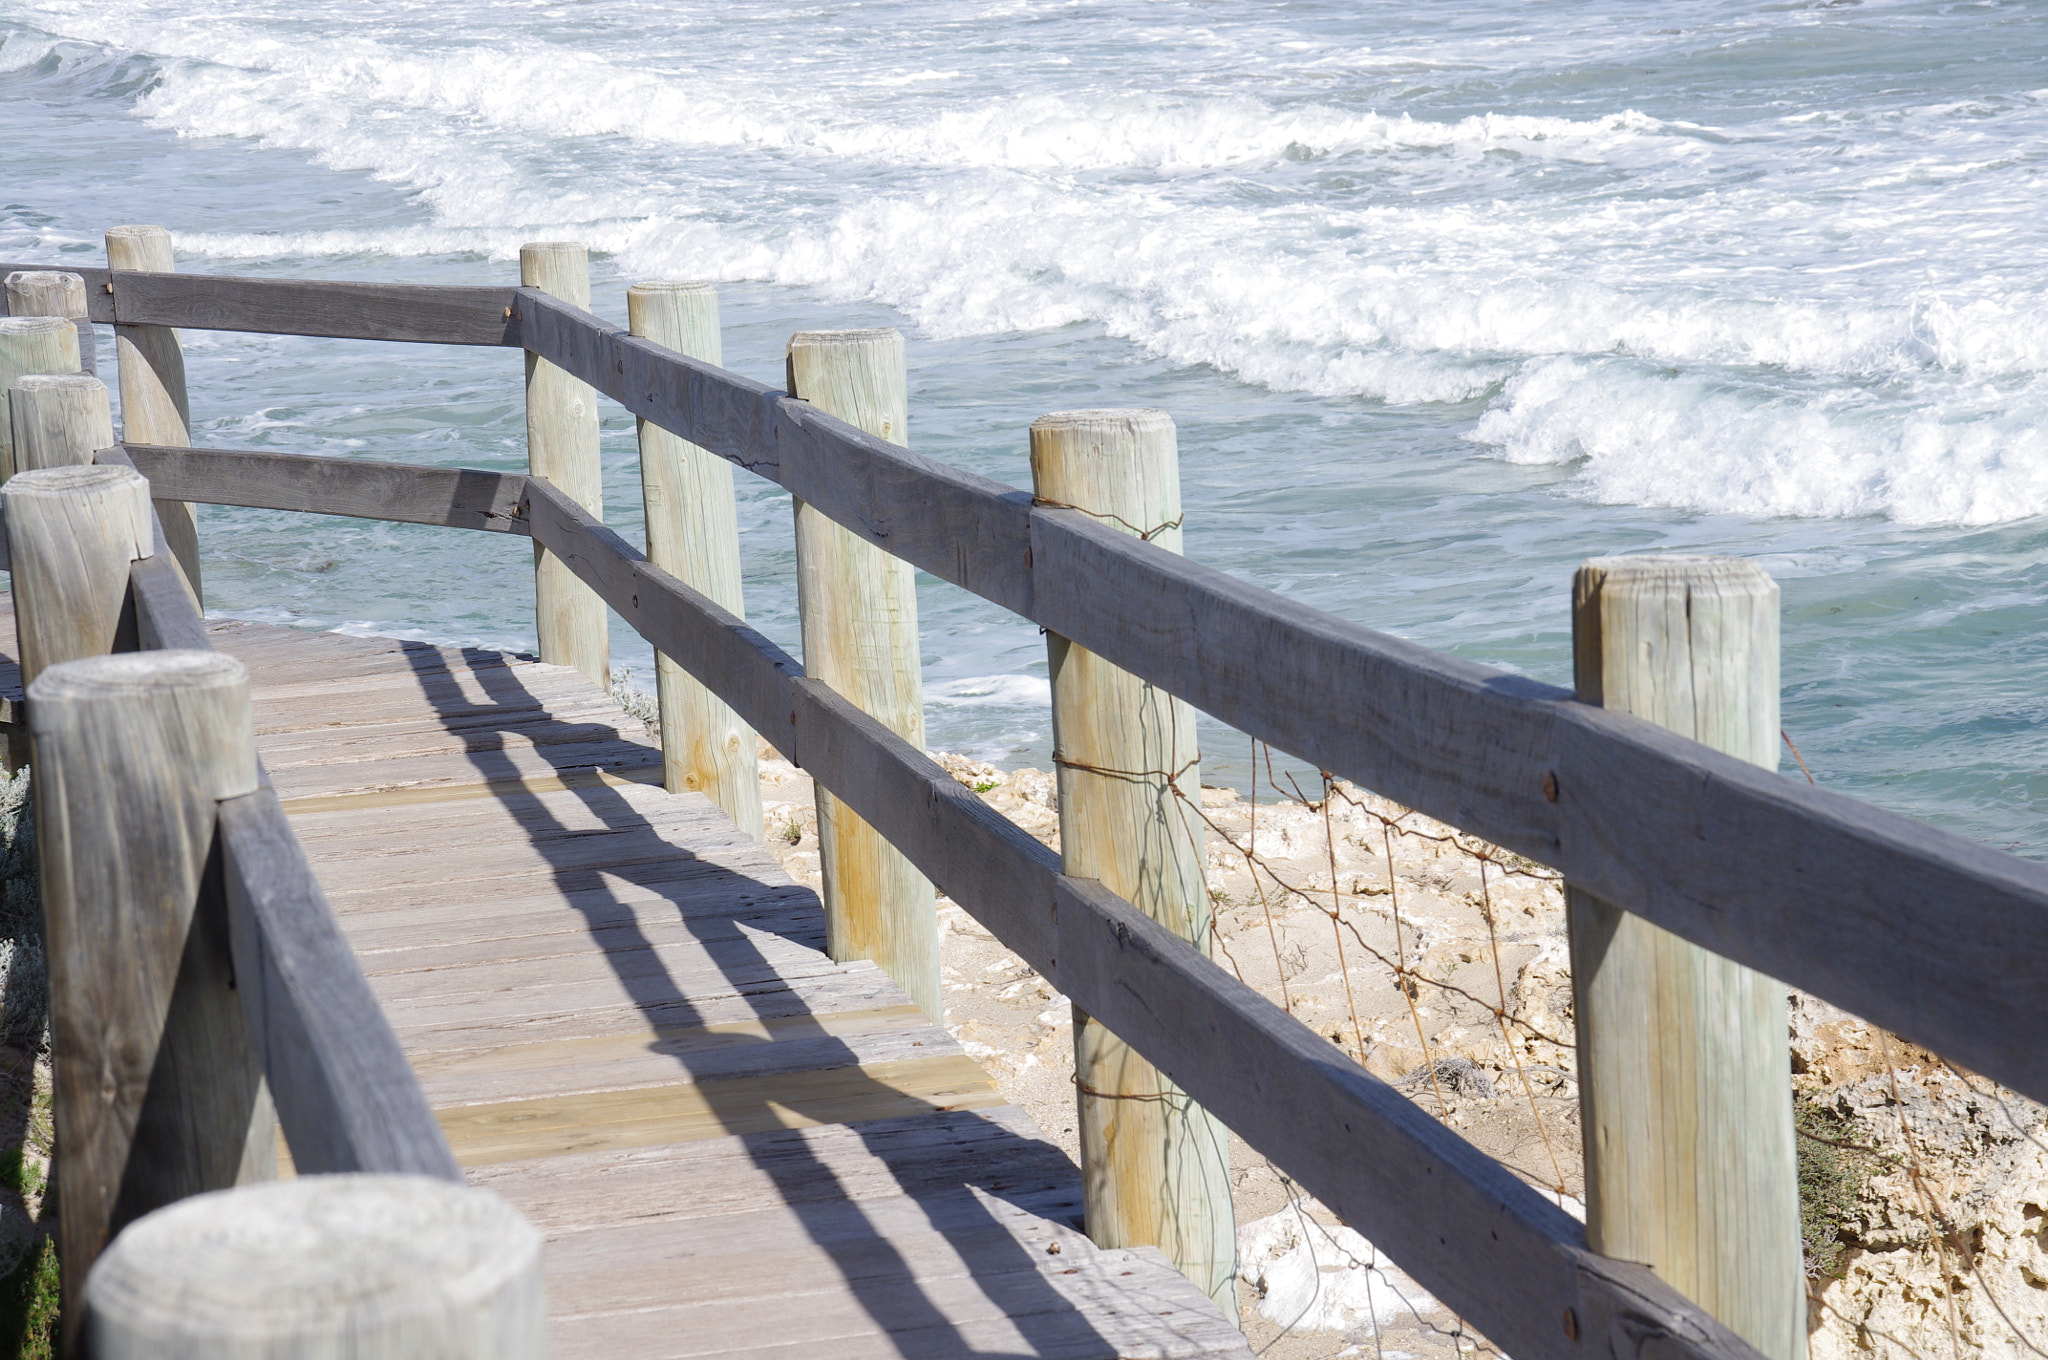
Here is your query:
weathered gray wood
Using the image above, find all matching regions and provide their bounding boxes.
[1031,408,1233,1310]
[0,261,114,322]
[84,1174,544,1358]
[787,329,939,1022]
[517,292,2048,1108]
[105,226,204,601]
[92,446,211,649]
[0,314,80,482]
[2,464,151,685]
[630,282,762,839]
[1570,557,1804,1359]
[108,270,521,346]
[523,243,609,690]
[28,649,270,1345]
[519,473,1765,1360]
[122,442,531,533]
[8,372,112,472]
[4,270,95,374]
[218,787,464,1180]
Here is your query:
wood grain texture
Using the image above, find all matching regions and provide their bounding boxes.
[84,1174,545,1359]
[1,464,151,686]
[1570,557,1803,1360]
[8,373,112,472]
[28,650,267,1343]
[123,443,530,533]
[520,472,1764,1360]
[93,446,209,647]
[0,314,80,482]
[219,789,464,1181]
[628,281,761,837]
[787,329,939,1021]
[522,244,609,689]
[106,270,521,346]
[0,262,113,323]
[4,270,94,374]
[518,294,2048,1104]
[105,226,203,600]
[1031,409,1233,1310]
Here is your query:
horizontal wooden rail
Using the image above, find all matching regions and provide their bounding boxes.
[90,445,461,1180]
[511,288,2048,1106]
[0,263,520,346]
[519,474,1758,1360]
[124,443,531,534]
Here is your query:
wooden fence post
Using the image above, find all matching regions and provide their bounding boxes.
[0,314,80,483]
[5,269,95,375]
[1029,408,1237,1314]
[628,281,762,840]
[105,225,203,601]
[521,241,609,690]
[26,648,274,1350]
[85,1173,545,1358]
[786,329,939,1020]
[9,373,114,474]
[3,465,151,686]
[1569,555,1804,1360]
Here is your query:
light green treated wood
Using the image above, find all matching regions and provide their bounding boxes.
[1029,408,1236,1315]
[28,649,271,1349]
[521,241,608,690]
[1569,555,1804,1360]
[0,314,79,482]
[787,328,939,1021]
[106,225,204,601]
[3,269,94,375]
[8,372,113,473]
[628,281,761,840]
[85,1174,545,1359]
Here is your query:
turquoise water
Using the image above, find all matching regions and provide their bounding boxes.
[3,0,2045,853]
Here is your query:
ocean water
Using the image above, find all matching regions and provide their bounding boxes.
[2,0,2045,854]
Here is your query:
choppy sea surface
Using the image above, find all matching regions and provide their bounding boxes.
[3,0,2045,853]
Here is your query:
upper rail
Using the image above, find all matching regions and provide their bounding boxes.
[7,258,2036,1100]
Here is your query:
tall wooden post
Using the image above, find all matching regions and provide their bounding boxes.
[1030,408,1237,1313]
[787,329,939,1020]
[84,1174,546,1359]
[628,281,762,840]
[0,314,80,482]
[106,225,203,601]
[1569,555,1804,1360]
[9,373,114,474]
[4,269,95,374]
[521,241,609,690]
[28,646,274,1351]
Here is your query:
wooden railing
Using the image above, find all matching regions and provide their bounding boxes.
[7,246,2047,1360]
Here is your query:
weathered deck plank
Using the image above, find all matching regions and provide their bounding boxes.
[0,604,1249,1359]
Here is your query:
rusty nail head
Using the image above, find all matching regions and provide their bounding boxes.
[1562,1306,1578,1340]
[1542,771,1559,803]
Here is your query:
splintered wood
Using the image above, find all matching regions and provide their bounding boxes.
[0,606,1248,1360]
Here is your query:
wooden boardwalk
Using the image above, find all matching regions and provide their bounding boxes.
[0,603,1249,1360]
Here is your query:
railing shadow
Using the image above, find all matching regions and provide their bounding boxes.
[381,640,1191,1359]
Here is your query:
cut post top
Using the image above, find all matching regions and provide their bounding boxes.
[29,649,260,803]
[787,328,906,444]
[628,281,721,364]
[1029,408,1183,553]
[106,224,175,273]
[6,270,89,319]
[520,242,590,306]
[8,373,114,472]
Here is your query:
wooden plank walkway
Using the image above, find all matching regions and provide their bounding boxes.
[0,603,1250,1360]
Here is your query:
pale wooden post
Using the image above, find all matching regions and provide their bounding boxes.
[522,241,609,690]
[84,1174,546,1359]
[3,465,152,686]
[9,373,114,474]
[1569,555,1804,1360]
[5,269,95,374]
[1029,408,1237,1313]
[106,225,203,600]
[628,281,762,840]
[27,648,274,1348]
[0,314,80,482]
[786,329,939,1020]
